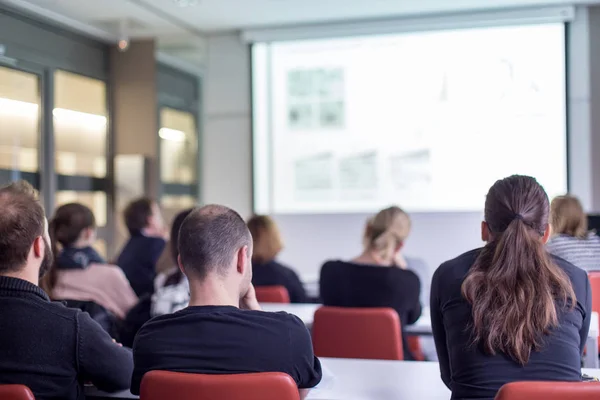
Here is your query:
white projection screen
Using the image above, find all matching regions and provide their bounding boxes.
[252,23,567,214]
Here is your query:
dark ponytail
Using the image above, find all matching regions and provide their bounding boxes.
[462,175,576,365]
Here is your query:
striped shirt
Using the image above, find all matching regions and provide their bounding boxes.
[546,232,600,272]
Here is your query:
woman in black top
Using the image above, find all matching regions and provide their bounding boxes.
[431,175,592,400]
[247,215,308,303]
[320,206,422,360]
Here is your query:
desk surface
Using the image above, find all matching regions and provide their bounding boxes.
[86,358,600,400]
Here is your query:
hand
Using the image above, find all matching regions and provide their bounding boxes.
[240,284,261,311]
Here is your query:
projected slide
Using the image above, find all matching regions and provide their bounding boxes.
[252,24,567,213]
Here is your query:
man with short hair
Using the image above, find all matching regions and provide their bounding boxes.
[117,197,166,296]
[131,205,322,394]
[0,181,133,400]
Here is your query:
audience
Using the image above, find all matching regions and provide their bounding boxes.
[547,194,600,272]
[431,175,592,400]
[320,206,422,360]
[0,181,133,399]
[131,205,322,394]
[151,208,193,316]
[42,203,137,328]
[117,198,167,297]
[247,215,307,303]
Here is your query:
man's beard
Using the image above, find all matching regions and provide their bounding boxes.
[39,238,53,279]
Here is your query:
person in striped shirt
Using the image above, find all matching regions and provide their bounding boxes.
[547,195,600,272]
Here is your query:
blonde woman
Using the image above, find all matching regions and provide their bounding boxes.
[547,195,600,272]
[247,215,307,303]
[319,206,422,360]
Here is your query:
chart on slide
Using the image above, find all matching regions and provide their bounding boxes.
[252,23,567,214]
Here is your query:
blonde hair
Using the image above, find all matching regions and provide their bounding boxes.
[363,206,411,262]
[550,195,588,239]
[247,215,283,263]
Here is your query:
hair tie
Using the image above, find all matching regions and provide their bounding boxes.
[514,213,524,221]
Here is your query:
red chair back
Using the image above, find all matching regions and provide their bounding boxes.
[312,306,403,360]
[407,336,426,361]
[0,385,35,400]
[495,381,600,400]
[588,272,600,352]
[255,286,290,303]
[141,371,300,400]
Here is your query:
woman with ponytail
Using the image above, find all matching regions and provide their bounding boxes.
[43,203,138,325]
[431,175,592,399]
[320,206,422,360]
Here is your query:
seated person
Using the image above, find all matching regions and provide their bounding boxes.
[132,205,322,395]
[320,206,422,360]
[151,208,193,317]
[42,203,138,321]
[0,181,132,400]
[547,194,600,272]
[247,215,307,303]
[117,198,167,297]
[431,175,591,400]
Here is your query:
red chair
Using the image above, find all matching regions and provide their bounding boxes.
[495,381,600,400]
[588,272,600,352]
[140,371,300,400]
[407,336,426,361]
[312,306,403,360]
[255,286,290,303]
[0,385,35,400]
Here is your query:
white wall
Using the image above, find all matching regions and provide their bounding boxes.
[202,6,600,282]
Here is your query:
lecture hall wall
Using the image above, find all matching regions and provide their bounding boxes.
[201,6,600,282]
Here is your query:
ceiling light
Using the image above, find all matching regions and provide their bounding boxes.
[173,0,199,7]
[159,128,186,142]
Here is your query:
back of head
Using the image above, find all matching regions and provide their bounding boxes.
[124,198,154,235]
[462,175,575,365]
[363,206,411,263]
[551,195,587,239]
[247,215,283,264]
[178,205,252,279]
[0,181,46,274]
[51,203,96,249]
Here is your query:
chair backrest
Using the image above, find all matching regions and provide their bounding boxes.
[588,272,600,352]
[0,385,35,400]
[255,286,290,303]
[495,381,600,400]
[312,306,403,360]
[140,371,300,400]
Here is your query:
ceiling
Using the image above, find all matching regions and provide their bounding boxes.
[1,0,598,67]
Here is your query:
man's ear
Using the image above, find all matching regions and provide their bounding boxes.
[236,245,249,275]
[33,236,44,258]
[481,221,490,242]
[542,224,551,244]
[177,255,186,276]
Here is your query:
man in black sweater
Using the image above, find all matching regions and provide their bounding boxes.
[132,205,322,395]
[0,181,133,400]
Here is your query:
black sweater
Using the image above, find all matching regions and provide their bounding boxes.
[117,234,166,297]
[0,276,133,400]
[431,249,592,400]
[319,260,422,359]
[252,260,308,303]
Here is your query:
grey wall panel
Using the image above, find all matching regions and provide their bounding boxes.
[0,7,108,79]
[157,63,200,111]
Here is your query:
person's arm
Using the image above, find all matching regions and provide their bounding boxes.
[405,271,422,325]
[580,275,593,356]
[240,284,262,311]
[77,311,134,392]
[430,267,451,389]
[289,316,322,388]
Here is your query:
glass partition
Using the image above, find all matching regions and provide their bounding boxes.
[0,66,40,186]
[54,70,109,227]
[159,107,198,221]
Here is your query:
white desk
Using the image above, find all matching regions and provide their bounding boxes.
[260,304,600,368]
[86,358,600,400]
